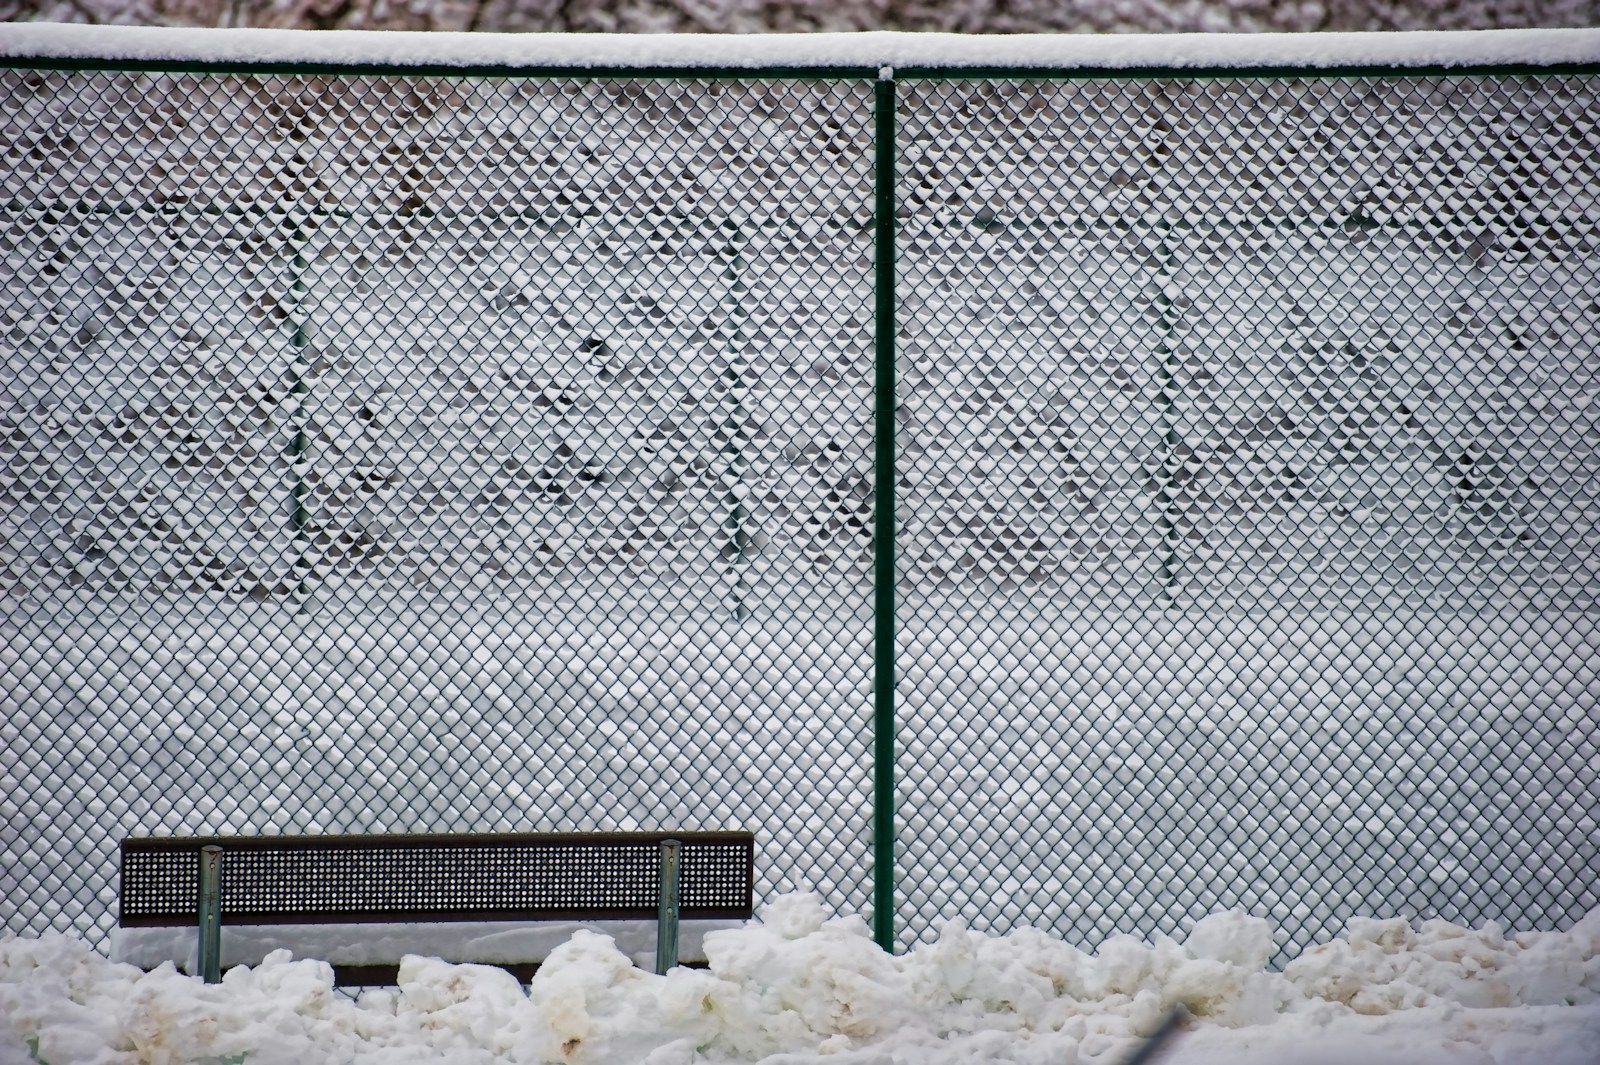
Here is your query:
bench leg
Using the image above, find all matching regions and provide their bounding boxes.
[198,845,223,983]
[655,839,680,975]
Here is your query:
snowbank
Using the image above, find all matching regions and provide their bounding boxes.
[5,894,1600,1065]
[2,24,1600,71]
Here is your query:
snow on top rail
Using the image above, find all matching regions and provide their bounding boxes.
[2,24,1599,74]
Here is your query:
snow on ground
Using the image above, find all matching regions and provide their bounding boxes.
[4,893,1600,1065]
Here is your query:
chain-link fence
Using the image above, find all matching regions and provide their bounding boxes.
[3,54,1597,966]
[894,73,1600,960]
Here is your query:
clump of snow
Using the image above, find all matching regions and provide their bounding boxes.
[4,894,1600,1065]
[1286,909,1600,1014]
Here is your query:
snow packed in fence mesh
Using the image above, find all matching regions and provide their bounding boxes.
[2,24,1600,71]
[1,52,1599,966]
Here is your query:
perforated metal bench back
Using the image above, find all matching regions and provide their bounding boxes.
[120,831,755,926]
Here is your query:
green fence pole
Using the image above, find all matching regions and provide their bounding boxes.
[872,69,897,954]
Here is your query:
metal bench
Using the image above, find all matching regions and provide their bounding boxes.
[118,831,755,985]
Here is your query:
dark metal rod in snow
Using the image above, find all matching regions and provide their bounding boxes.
[1118,1005,1188,1065]
[655,838,681,975]
[197,845,222,984]
[872,69,898,955]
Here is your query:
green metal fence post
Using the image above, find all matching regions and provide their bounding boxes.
[872,68,897,954]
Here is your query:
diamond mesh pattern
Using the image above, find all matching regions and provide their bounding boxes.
[896,76,1600,961]
[3,66,1598,964]
[1,70,874,949]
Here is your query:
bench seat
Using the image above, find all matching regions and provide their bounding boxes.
[115,830,754,983]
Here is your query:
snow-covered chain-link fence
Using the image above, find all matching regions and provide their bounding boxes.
[2,31,1598,966]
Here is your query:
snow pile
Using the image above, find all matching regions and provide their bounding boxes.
[5,894,1600,1065]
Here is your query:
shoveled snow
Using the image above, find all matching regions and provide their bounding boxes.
[2,24,1600,71]
[5,894,1600,1065]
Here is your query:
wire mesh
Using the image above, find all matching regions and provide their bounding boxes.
[119,832,754,924]
[2,62,1597,964]
[0,69,876,948]
[896,74,1600,962]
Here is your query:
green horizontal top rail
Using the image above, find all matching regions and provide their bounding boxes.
[0,56,883,79]
[5,55,1600,78]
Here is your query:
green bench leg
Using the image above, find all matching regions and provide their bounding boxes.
[198,845,223,984]
[655,839,680,975]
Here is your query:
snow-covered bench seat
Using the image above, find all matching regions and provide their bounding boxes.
[113,831,754,984]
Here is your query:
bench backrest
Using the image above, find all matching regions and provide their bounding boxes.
[120,831,755,926]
